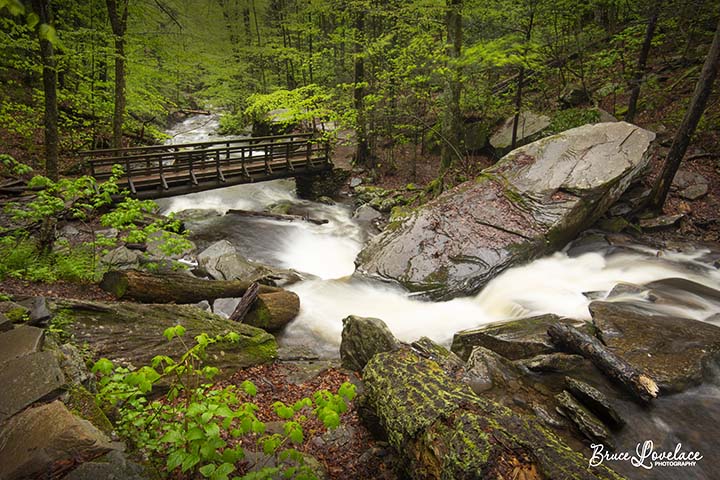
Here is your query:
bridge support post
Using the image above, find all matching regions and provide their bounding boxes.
[295,169,350,201]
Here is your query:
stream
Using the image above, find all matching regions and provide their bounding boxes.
[157,115,720,480]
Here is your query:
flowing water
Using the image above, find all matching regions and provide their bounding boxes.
[157,115,720,480]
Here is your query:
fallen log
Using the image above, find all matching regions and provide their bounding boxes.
[226,209,328,226]
[242,290,300,332]
[100,269,282,303]
[547,323,659,403]
[362,344,623,479]
[230,282,260,322]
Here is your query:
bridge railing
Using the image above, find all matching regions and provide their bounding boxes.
[83,133,330,196]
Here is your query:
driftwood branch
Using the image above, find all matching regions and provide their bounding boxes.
[230,282,259,322]
[547,323,659,403]
[226,209,328,225]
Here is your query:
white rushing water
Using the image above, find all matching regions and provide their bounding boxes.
[157,115,720,356]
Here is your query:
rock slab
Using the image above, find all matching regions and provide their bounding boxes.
[0,401,115,480]
[0,325,45,364]
[356,122,655,300]
[0,350,66,421]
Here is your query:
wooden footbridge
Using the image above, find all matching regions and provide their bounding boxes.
[81,133,332,199]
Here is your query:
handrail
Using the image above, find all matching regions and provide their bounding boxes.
[78,132,313,156]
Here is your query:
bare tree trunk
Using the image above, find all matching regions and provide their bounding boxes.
[106,0,129,149]
[626,0,662,123]
[648,15,720,211]
[31,0,59,181]
[511,6,535,150]
[440,0,463,172]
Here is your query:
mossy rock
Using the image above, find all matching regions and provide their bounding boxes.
[362,346,625,479]
[0,301,30,323]
[54,300,277,375]
[64,385,115,436]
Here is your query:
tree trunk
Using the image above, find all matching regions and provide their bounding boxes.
[439,0,463,172]
[511,7,535,150]
[648,15,720,211]
[626,0,662,123]
[106,0,129,149]
[100,269,283,303]
[547,323,659,403]
[31,0,59,181]
[353,9,370,166]
[230,282,260,322]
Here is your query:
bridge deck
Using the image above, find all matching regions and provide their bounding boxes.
[82,133,332,200]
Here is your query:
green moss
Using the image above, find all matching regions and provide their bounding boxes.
[65,385,115,435]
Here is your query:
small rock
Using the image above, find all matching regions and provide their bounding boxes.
[317,196,335,205]
[174,209,221,221]
[100,246,143,270]
[17,296,51,325]
[555,390,614,448]
[463,346,522,394]
[59,224,80,237]
[518,352,585,372]
[0,401,115,480]
[349,177,363,188]
[64,450,148,480]
[672,170,708,190]
[565,377,625,429]
[96,228,119,239]
[340,315,400,371]
[678,183,708,200]
[608,202,632,217]
[0,301,30,323]
[0,351,66,421]
[353,204,383,223]
[0,313,12,332]
[0,325,45,364]
[606,282,646,298]
[639,213,684,230]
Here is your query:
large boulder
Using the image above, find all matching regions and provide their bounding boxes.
[54,300,276,373]
[340,315,400,371]
[356,122,655,300]
[590,300,720,393]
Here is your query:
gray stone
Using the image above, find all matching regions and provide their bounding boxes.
[317,196,335,205]
[463,346,523,394]
[639,213,684,230]
[64,450,148,480]
[518,352,585,372]
[0,351,66,420]
[0,301,30,323]
[590,300,720,392]
[58,342,95,387]
[565,377,625,429]
[555,390,614,448]
[340,315,400,371]
[100,246,143,270]
[451,314,589,361]
[352,204,383,223]
[59,224,80,237]
[0,325,45,364]
[490,111,551,153]
[0,401,115,480]
[96,228,119,239]
[174,208,221,222]
[18,296,51,324]
[606,282,646,299]
[679,183,708,200]
[349,176,363,188]
[672,169,708,190]
[0,313,12,332]
[146,230,195,260]
[356,122,655,300]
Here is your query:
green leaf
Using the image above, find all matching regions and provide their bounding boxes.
[160,429,183,444]
[166,450,184,471]
[91,358,114,375]
[26,12,38,28]
[251,420,266,434]
[205,422,221,438]
[181,453,201,473]
[319,410,340,429]
[187,427,205,441]
[211,462,236,480]
[241,380,257,397]
[199,464,216,478]
[338,382,357,401]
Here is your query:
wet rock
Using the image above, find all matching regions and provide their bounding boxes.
[0,301,30,322]
[317,196,335,205]
[64,450,148,480]
[353,204,383,223]
[349,176,363,188]
[565,233,611,257]
[451,314,588,361]
[57,300,276,374]
[0,401,116,480]
[639,213,684,230]
[0,351,66,421]
[490,111,551,154]
[340,315,400,371]
[565,377,625,429]
[606,282,646,299]
[555,390,614,448]
[590,300,720,393]
[356,122,655,300]
[463,346,523,394]
[411,336,465,373]
[0,313,11,332]
[197,240,301,286]
[100,246,143,270]
[518,352,586,372]
[174,208,221,221]
[645,277,720,304]
[679,183,708,200]
[0,325,44,364]
[361,346,622,479]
